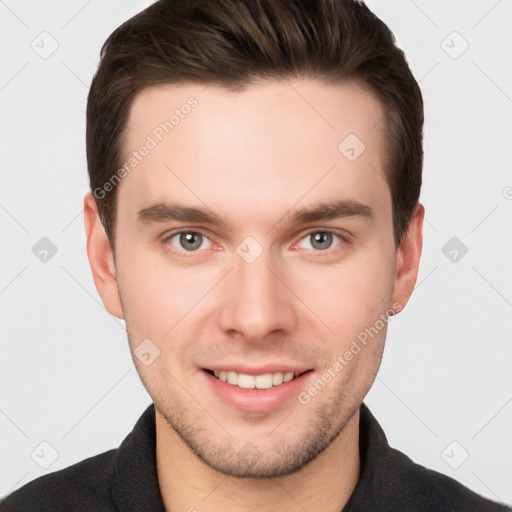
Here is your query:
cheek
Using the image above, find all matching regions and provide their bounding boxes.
[116,247,220,339]
[304,259,393,398]
[290,252,395,340]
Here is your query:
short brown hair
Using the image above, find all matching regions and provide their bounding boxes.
[87,0,423,247]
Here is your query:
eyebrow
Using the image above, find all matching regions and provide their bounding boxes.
[289,199,373,225]
[137,203,224,225]
[137,199,373,227]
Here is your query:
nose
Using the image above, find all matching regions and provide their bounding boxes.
[216,248,297,343]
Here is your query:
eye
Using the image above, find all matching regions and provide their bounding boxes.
[297,231,342,251]
[168,231,212,252]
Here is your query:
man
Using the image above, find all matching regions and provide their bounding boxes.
[1,0,508,510]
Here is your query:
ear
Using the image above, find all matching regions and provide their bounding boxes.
[391,203,424,311]
[83,192,124,319]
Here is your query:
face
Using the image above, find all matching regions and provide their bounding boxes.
[85,78,422,478]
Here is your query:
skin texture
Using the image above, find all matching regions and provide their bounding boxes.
[84,79,424,512]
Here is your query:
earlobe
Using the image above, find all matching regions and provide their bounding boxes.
[83,192,124,319]
[391,203,424,311]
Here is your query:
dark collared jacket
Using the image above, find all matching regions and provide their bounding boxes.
[1,404,509,511]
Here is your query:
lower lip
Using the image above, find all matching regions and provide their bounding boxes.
[202,370,312,413]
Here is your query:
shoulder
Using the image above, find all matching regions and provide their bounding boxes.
[387,447,509,511]
[352,404,510,511]
[0,405,162,512]
[0,449,117,512]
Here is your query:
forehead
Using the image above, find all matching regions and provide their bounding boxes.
[118,79,390,229]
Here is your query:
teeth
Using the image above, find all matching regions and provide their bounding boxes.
[211,370,297,389]
[238,374,255,389]
[283,372,294,382]
[272,372,284,385]
[255,373,273,389]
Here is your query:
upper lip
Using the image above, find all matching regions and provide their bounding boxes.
[203,363,312,375]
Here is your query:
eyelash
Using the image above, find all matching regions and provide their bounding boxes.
[163,229,217,257]
[293,230,345,253]
[162,229,347,256]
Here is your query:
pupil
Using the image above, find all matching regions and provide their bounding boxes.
[180,232,202,250]
[311,232,332,250]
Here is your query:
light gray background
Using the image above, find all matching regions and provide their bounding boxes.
[1,0,511,505]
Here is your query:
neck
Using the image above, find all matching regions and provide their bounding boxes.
[155,409,360,512]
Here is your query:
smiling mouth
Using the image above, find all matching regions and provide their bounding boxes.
[204,369,310,389]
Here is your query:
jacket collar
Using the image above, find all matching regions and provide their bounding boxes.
[109,403,399,511]
[110,404,166,512]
